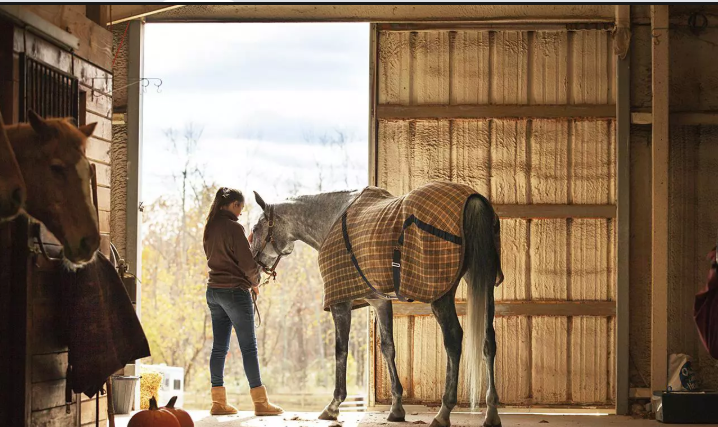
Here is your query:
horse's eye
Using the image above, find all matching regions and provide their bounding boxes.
[50,163,65,177]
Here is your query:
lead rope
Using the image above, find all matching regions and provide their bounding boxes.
[251,288,262,327]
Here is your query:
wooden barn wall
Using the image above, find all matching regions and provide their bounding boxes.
[627,4,718,393]
[0,6,112,426]
[372,28,616,407]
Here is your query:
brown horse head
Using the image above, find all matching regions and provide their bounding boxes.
[0,111,26,221]
[6,110,99,265]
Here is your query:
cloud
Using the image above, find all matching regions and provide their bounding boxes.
[142,22,370,204]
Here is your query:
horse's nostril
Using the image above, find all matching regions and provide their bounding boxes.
[80,236,95,254]
[11,187,23,207]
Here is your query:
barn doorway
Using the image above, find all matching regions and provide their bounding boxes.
[138,23,371,411]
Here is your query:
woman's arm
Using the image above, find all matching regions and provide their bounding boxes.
[231,225,261,287]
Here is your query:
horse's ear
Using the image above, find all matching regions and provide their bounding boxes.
[253,191,267,211]
[28,110,51,135]
[79,122,97,138]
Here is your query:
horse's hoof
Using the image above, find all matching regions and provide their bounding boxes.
[429,419,449,427]
[387,413,405,422]
[318,410,338,421]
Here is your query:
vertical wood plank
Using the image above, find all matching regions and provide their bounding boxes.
[651,4,669,393]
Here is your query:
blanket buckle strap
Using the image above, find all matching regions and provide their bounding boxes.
[392,248,409,302]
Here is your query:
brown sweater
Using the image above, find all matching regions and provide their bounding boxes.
[204,210,260,289]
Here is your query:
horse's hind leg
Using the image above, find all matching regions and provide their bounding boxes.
[319,301,353,421]
[430,290,463,427]
[483,284,501,427]
[367,299,406,422]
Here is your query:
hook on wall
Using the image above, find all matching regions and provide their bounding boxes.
[89,77,163,96]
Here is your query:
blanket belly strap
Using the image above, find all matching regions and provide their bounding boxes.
[392,248,410,302]
[342,212,397,301]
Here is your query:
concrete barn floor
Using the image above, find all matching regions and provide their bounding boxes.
[114,410,680,427]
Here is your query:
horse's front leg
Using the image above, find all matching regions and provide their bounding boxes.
[367,298,405,422]
[319,301,353,421]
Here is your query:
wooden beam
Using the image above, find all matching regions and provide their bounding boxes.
[631,111,652,125]
[377,22,614,32]
[615,6,631,414]
[671,112,718,126]
[141,5,616,23]
[19,5,112,71]
[0,5,79,50]
[107,5,185,26]
[629,388,651,399]
[392,301,616,317]
[378,104,616,120]
[651,4,669,394]
[369,24,379,187]
[126,20,143,310]
[494,204,616,219]
[632,111,718,125]
[85,5,109,27]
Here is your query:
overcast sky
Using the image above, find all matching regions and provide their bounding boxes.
[141,23,370,205]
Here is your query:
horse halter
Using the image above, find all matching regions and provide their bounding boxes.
[253,205,289,281]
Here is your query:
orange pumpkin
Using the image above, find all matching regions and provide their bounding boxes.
[162,396,194,427]
[128,396,180,427]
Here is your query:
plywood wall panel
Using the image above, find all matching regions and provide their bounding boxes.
[569,31,614,105]
[532,317,568,403]
[491,120,528,204]
[451,120,491,196]
[570,219,614,301]
[450,31,490,104]
[378,32,411,105]
[377,120,410,194]
[571,120,616,204]
[530,31,568,105]
[495,219,529,302]
[412,32,450,105]
[570,317,610,403]
[490,31,529,104]
[530,120,568,204]
[412,316,447,402]
[495,316,531,403]
[530,220,568,300]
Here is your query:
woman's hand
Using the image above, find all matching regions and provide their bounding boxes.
[248,231,254,243]
[252,285,260,296]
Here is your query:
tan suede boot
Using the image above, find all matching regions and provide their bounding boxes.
[250,385,284,416]
[211,386,238,415]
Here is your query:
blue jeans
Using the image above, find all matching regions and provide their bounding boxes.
[206,287,262,389]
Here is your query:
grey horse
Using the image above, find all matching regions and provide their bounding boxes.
[249,188,503,427]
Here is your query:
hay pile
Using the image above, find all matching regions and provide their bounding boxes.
[139,371,163,410]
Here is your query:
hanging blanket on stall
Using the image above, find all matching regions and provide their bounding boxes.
[61,251,151,398]
[695,247,718,360]
[318,181,486,311]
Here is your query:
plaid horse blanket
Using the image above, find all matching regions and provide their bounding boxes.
[318,181,480,310]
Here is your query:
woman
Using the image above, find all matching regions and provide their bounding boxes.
[203,187,283,416]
